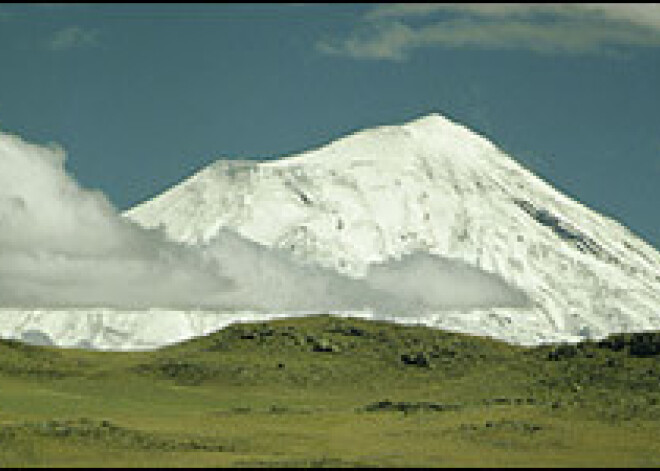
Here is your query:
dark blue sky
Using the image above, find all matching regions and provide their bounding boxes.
[0,4,659,248]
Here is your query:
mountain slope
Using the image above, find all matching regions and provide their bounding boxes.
[124,113,660,345]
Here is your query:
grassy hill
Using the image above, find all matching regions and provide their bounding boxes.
[1,314,660,467]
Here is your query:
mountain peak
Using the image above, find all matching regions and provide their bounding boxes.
[123,114,660,349]
[406,112,452,126]
[403,112,494,149]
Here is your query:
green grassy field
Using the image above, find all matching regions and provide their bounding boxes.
[1,314,660,467]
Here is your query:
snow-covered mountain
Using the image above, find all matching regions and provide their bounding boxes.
[2,113,659,350]
[124,113,660,345]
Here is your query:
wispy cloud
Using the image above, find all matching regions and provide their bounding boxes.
[318,3,660,60]
[370,3,660,31]
[46,26,99,52]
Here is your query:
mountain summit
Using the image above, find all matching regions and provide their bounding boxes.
[123,113,660,346]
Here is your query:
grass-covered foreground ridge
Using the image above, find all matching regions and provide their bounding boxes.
[1,315,660,467]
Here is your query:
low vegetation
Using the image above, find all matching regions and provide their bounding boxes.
[1,315,659,467]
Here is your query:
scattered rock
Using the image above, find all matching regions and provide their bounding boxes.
[362,401,461,414]
[482,397,540,406]
[311,338,341,353]
[400,352,432,368]
[547,344,579,361]
[460,420,543,434]
[328,325,366,337]
[597,332,660,357]
[2,418,231,452]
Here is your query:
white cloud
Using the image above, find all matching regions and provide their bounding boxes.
[0,129,529,313]
[553,4,660,32]
[0,131,229,309]
[318,21,415,61]
[365,3,552,20]
[319,3,660,60]
[46,26,99,52]
[368,3,660,31]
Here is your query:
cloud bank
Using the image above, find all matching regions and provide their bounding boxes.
[318,3,660,60]
[0,129,529,314]
[0,131,231,309]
